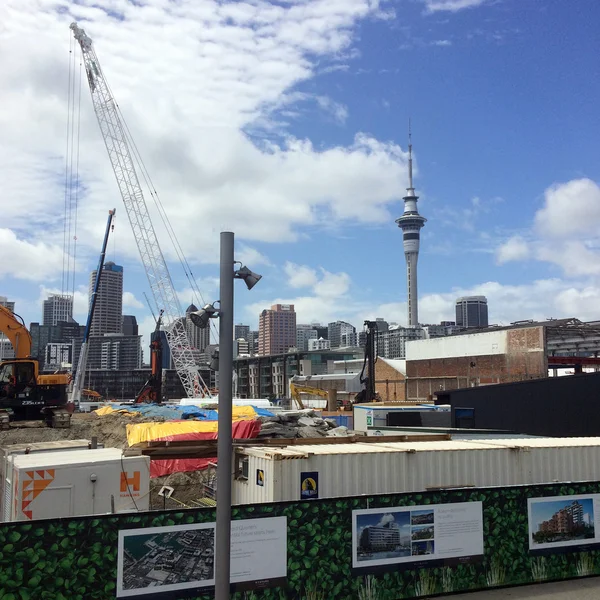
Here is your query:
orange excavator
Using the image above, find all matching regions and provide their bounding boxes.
[135,310,164,403]
[0,305,71,428]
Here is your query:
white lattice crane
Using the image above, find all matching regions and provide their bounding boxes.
[70,22,208,399]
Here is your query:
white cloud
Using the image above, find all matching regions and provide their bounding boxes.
[422,0,492,13]
[534,179,600,239]
[315,96,349,124]
[283,262,351,297]
[536,241,600,277]
[0,229,66,281]
[492,178,600,279]
[250,262,355,324]
[122,291,144,310]
[316,269,351,297]
[496,236,530,265]
[432,39,452,46]
[284,262,319,289]
[1,0,411,285]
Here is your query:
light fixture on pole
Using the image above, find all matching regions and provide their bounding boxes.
[214,233,262,600]
[234,264,262,290]
[189,302,220,329]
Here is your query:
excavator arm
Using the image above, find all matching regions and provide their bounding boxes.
[289,382,330,410]
[0,306,32,358]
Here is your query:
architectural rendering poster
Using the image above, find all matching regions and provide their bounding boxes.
[528,494,597,553]
[352,501,484,570]
[116,516,287,597]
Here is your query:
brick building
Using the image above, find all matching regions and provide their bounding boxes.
[405,325,546,402]
[374,357,406,402]
[407,318,600,402]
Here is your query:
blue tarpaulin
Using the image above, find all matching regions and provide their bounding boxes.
[107,403,273,421]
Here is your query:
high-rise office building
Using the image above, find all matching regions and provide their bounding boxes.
[247,330,259,355]
[89,262,123,336]
[327,321,357,349]
[0,296,15,312]
[234,324,250,341]
[258,304,296,355]
[296,324,318,351]
[395,127,426,327]
[313,324,328,340]
[43,294,73,326]
[122,315,139,336]
[455,296,489,329]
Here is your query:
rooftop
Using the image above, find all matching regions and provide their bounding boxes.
[238,437,600,459]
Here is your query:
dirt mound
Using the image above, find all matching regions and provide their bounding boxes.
[0,412,157,449]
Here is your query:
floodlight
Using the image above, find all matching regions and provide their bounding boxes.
[190,302,219,329]
[209,350,219,371]
[234,265,262,290]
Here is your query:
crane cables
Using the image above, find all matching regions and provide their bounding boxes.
[62,35,83,299]
[105,88,219,344]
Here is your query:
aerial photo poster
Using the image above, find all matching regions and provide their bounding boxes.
[352,501,484,570]
[116,516,287,597]
[528,494,600,553]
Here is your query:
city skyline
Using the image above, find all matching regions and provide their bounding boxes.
[1,1,599,355]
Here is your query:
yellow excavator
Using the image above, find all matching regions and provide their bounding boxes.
[0,305,71,428]
[289,382,331,410]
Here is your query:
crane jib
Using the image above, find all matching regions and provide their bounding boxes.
[71,22,209,399]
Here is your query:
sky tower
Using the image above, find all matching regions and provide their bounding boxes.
[395,125,426,327]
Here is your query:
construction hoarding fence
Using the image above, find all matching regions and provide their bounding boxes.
[2,482,600,598]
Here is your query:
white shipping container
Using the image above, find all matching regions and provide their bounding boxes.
[232,437,600,505]
[4,448,150,521]
[0,440,95,518]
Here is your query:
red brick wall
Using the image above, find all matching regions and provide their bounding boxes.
[375,360,406,402]
[406,327,547,402]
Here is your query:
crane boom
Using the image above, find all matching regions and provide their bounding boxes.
[71,208,115,406]
[70,22,207,398]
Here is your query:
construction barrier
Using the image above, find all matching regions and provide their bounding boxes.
[1,481,600,598]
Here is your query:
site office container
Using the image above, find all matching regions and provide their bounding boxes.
[231,437,600,505]
[353,404,451,433]
[4,448,150,521]
[0,440,97,518]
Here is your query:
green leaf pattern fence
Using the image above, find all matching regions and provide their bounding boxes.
[0,482,599,599]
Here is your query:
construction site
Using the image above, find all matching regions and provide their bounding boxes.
[1,8,599,600]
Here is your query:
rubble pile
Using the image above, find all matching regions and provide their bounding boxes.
[257,410,355,439]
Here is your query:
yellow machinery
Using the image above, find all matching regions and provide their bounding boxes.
[289,382,330,410]
[0,305,71,427]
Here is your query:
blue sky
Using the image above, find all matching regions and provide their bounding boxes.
[2,0,600,354]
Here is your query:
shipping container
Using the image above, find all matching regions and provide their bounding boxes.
[4,448,150,521]
[231,437,600,505]
[0,440,96,518]
[353,404,451,432]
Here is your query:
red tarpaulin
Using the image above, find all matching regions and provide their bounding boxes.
[150,458,217,478]
[147,419,261,478]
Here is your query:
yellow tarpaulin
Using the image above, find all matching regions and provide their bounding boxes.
[94,406,136,417]
[126,418,261,446]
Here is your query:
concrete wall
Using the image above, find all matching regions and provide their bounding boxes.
[374,359,406,402]
[406,326,547,402]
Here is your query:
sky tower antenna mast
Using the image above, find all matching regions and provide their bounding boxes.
[395,120,426,328]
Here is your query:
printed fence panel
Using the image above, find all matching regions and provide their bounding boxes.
[0,482,599,599]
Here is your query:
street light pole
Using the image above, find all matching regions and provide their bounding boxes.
[215,231,234,600]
